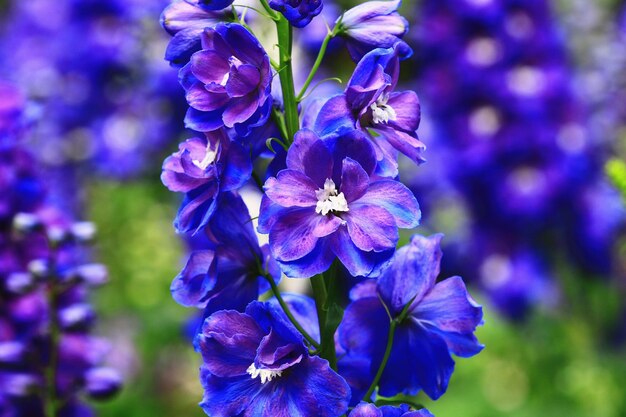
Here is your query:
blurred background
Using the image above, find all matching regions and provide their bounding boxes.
[1,0,625,416]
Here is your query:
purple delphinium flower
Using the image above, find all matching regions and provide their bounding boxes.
[349,402,435,417]
[269,0,323,28]
[161,0,234,66]
[0,82,25,141]
[196,301,350,417]
[316,45,424,177]
[161,128,252,234]
[171,192,280,315]
[338,234,483,402]
[337,0,411,62]
[179,23,273,136]
[259,129,420,278]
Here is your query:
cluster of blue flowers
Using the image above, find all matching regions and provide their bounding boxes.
[0,0,186,180]
[0,82,121,417]
[161,1,484,415]
[409,0,625,319]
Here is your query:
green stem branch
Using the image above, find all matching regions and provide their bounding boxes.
[264,275,320,349]
[362,320,397,402]
[296,31,334,102]
[275,17,299,144]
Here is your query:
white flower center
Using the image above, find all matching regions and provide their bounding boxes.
[192,142,217,170]
[246,363,282,384]
[315,179,349,216]
[370,95,397,125]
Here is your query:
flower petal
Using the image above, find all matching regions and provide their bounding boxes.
[357,180,420,228]
[331,227,394,277]
[264,170,319,208]
[170,250,217,307]
[341,157,369,203]
[345,204,398,252]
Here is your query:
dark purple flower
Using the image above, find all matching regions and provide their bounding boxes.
[349,402,434,417]
[161,128,252,234]
[179,23,272,136]
[259,129,420,278]
[84,367,122,400]
[338,0,411,62]
[315,46,424,177]
[161,0,233,66]
[170,192,280,316]
[338,234,483,402]
[0,82,24,141]
[269,0,323,28]
[196,301,350,417]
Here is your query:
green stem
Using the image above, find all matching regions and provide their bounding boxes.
[362,320,397,402]
[275,17,299,144]
[296,31,334,102]
[271,107,289,143]
[264,275,320,349]
[45,282,60,417]
[310,275,331,360]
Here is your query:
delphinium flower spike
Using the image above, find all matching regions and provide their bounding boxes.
[159,1,483,415]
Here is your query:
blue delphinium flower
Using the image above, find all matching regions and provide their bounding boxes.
[316,45,424,177]
[259,129,420,278]
[196,301,350,417]
[338,234,483,402]
[180,23,273,136]
[269,0,323,28]
[349,402,435,417]
[161,0,234,66]
[161,128,252,234]
[337,0,411,62]
[171,192,280,315]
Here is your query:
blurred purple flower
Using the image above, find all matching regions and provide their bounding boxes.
[269,0,323,28]
[349,402,434,417]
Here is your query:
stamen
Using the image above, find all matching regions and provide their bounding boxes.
[247,363,282,384]
[192,142,217,170]
[370,94,397,125]
[315,179,349,216]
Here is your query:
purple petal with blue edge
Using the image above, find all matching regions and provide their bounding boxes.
[341,0,403,26]
[413,276,484,358]
[378,319,455,400]
[269,208,341,262]
[165,28,203,66]
[184,107,224,132]
[226,64,261,97]
[377,234,443,316]
[174,182,219,234]
[220,23,267,67]
[372,126,426,165]
[331,227,395,277]
[197,310,262,377]
[345,204,398,252]
[345,15,409,45]
[200,367,261,417]
[286,129,334,187]
[349,279,378,301]
[186,83,229,112]
[264,170,319,208]
[340,158,370,203]
[258,194,283,234]
[387,90,420,132]
[370,133,400,178]
[223,92,262,128]
[170,250,217,307]
[221,141,253,191]
[356,180,421,229]
[256,329,304,371]
[314,95,356,138]
[328,129,378,180]
[248,356,350,417]
[190,49,229,84]
[276,237,335,278]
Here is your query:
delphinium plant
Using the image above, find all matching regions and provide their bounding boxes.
[160,1,484,416]
[0,82,121,417]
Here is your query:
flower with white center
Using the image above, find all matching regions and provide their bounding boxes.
[315,179,349,216]
[246,363,283,384]
[192,142,218,170]
[370,95,397,125]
